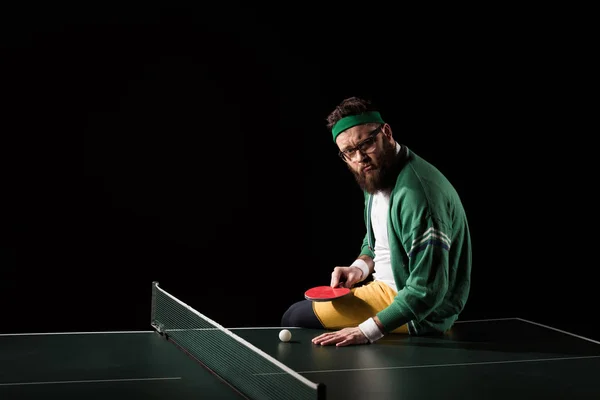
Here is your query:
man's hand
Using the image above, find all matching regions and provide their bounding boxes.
[331,266,364,288]
[311,327,369,347]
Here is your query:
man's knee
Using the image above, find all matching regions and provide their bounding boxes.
[281,300,323,329]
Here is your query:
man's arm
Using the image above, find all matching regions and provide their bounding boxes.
[311,314,388,346]
[374,316,385,332]
[331,255,374,288]
[357,315,388,343]
[350,254,374,281]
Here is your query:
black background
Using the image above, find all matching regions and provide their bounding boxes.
[1,4,597,340]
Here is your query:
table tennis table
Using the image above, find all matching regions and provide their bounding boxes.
[1,282,599,399]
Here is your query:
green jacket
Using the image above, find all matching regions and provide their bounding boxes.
[361,145,472,335]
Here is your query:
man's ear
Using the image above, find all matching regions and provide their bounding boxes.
[383,123,393,140]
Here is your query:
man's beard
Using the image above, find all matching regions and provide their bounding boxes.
[349,140,399,194]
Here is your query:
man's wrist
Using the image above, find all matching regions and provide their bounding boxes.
[358,317,384,343]
[350,259,370,281]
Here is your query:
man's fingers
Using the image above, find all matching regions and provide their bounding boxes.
[343,268,363,288]
[330,276,339,288]
[335,339,352,347]
[330,267,344,287]
[313,334,340,346]
[312,333,333,344]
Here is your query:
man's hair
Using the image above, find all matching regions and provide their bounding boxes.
[325,96,379,131]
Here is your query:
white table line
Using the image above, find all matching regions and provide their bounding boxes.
[255,355,600,375]
[0,377,182,387]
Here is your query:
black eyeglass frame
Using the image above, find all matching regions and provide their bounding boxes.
[338,124,384,162]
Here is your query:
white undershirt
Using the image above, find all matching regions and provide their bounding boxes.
[356,142,403,343]
[370,143,401,293]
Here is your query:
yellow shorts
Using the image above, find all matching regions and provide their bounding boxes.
[312,280,409,334]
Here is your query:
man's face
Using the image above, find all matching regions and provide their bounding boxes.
[336,123,398,194]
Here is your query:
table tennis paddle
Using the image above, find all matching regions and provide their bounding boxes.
[304,286,351,302]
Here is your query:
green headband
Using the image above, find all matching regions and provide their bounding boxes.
[331,111,385,142]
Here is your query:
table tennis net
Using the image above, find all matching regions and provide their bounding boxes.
[150,282,325,400]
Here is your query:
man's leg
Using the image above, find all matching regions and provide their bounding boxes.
[313,280,410,333]
[281,299,324,329]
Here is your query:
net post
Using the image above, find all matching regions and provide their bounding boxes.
[151,281,160,332]
[317,383,327,400]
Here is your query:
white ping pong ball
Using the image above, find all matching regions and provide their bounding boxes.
[279,329,292,342]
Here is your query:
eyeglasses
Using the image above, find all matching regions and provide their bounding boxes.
[338,125,383,162]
